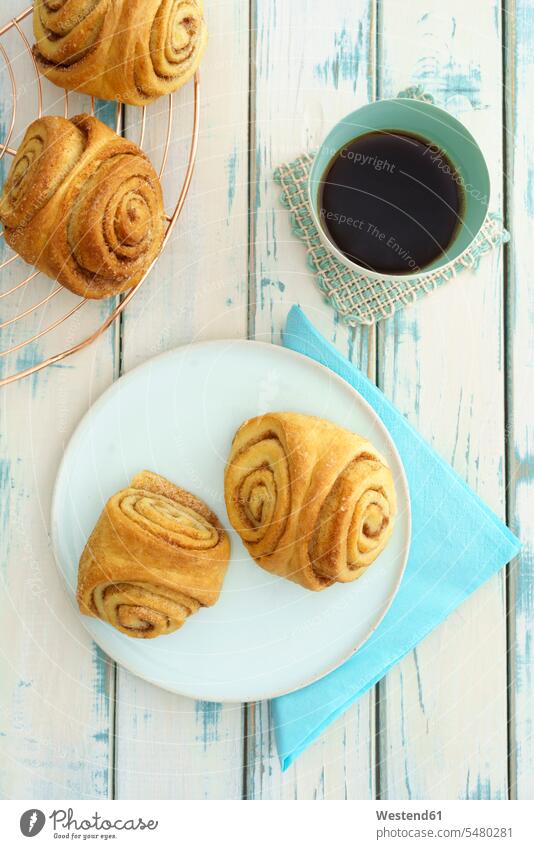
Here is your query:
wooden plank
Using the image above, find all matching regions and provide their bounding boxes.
[113,0,250,800]
[247,0,377,799]
[0,5,116,798]
[505,0,534,802]
[377,0,509,799]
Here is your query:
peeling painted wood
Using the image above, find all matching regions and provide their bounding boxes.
[247,0,377,799]
[0,4,116,799]
[505,0,534,802]
[377,0,509,799]
[113,0,249,800]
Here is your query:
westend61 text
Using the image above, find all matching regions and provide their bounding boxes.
[376,810,442,821]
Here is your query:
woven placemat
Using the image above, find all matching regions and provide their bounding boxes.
[274,146,509,327]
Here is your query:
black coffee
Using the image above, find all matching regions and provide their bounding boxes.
[319,130,464,274]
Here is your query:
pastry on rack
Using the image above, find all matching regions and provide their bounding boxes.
[224,412,396,591]
[77,471,231,639]
[33,0,207,105]
[0,114,165,299]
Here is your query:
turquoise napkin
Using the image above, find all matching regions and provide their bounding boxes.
[272,306,521,771]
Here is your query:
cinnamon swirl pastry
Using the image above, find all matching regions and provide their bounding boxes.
[0,114,165,299]
[224,413,396,591]
[77,471,230,638]
[33,0,207,105]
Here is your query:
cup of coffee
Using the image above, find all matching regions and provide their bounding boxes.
[309,98,490,279]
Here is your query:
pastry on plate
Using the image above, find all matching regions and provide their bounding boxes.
[33,0,207,105]
[0,114,165,299]
[77,471,230,639]
[224,412,396,591]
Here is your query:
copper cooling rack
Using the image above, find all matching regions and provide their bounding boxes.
[0,5,200,387]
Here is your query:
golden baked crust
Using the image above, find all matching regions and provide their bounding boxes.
[33,0,208,105]
[224,413,397,591]
[0,114,165,299]
[77,470,231,638]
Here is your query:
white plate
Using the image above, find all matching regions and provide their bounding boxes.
[51,340,411,702]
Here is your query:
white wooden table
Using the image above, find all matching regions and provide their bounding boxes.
[0,0,532,800]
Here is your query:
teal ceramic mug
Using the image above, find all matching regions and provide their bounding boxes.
[309,98,490,279]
